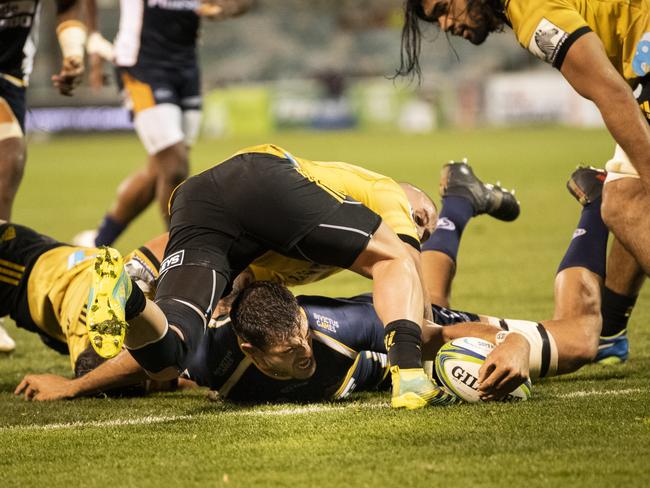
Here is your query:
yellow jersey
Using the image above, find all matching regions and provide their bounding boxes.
[230,144,420,286]
[505,0,650,81]
[27,246,159,369]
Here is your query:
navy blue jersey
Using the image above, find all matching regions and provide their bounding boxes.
[0,0,41,81]
[183,294,481,402]
[114,0,199,68]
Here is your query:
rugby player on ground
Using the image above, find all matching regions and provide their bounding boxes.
[398,0,648,364]
[0,0,87,352]
[74,0,252,248]
[16,162,610,403]
[12,160,521,402]
[83,143,488,409]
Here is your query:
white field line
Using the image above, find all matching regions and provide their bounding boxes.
[556,388,643,399]
[2,388,644,432]
[0,403,389,432]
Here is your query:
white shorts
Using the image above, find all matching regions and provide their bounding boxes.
[604,145,641,184]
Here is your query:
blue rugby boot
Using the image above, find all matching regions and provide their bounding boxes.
[440,160,520,221]
[595,330,629,365]
[86,246,131,358]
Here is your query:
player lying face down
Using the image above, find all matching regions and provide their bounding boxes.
[85,143,459,409]
[231,283,316,381]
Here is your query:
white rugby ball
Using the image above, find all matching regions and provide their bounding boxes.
[435,336,532,403]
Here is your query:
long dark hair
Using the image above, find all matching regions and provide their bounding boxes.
[396,0,508,80]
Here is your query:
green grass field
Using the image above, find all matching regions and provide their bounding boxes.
[1,128,649,487]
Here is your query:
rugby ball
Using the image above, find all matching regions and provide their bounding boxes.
[435,337,532,403]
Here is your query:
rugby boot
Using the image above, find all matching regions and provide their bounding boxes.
[390,366,457,409]
[567,166,607,206]
[440,160,520,221]
[595,330,629,365]
[86,246,131,358]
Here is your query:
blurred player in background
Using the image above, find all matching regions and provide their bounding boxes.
[0,0,87,352]
[74,0,252,248]
[398,0,647,364]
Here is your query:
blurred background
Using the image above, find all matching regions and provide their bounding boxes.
[26,0,604,137]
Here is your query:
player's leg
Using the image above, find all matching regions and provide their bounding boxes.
[600,145,650,274]
[596,239,645,364]
[0,82,27,221]
[422,160,520,307]
[90,68,189,246]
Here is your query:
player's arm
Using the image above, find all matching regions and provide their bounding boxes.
[83,0,113,90]
[560,32,650,188]
[14,350,147,401]
[53,0,87,96]
[141,232,169,262]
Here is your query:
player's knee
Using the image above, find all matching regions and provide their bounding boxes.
[127,326,190,376]
[601,180,640,231]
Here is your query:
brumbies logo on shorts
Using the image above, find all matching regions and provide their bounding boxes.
[528,18,568,64]
[159,250,184,275]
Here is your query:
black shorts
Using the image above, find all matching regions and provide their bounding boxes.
[154,152,382,353]
[115,63,202,115]
[0,223,63,328]
[0,76,26,130]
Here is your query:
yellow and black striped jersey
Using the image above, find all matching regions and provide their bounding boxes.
[26,246,159,369]
[232,144,419,286]
[505,0,650,82]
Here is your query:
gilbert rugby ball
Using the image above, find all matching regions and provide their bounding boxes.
[435,336,532,403]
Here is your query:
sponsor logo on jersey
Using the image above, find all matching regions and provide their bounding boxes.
[528,18,568,64]
[313,313,339,333]
[148,0,199,11]
[572,228,587,239]
[633,34,650,76]
[0,0,36,29]
[435,217,456,231]
[159,249,184,274]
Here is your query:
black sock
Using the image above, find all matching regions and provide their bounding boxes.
[601,286,637,337]
[95,215,127,247]
[125,280,146,320]
[384,320,422,370]
[421,196,474,262]
[557,197,608,277]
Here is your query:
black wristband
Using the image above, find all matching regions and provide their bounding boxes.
[125,280,146,320]
[384,319,423,369]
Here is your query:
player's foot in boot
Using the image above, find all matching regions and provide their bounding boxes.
[390,366,457,409]
[567,166,607,206]
[595,329,629,365]
[86,247,131,359]
[440,160,520,221]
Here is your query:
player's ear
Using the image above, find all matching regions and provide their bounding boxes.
[240,342,261,358]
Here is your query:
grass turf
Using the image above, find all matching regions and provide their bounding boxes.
[1,128,648,487]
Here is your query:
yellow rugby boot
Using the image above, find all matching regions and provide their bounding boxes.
[86,247,131,358]
[390,366,457,409]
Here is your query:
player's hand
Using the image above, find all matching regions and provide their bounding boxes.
[52,56,84,96]
[14,374,78,401]
[196,0,252,20]
[478,333,530,401]
[391,366,457,409]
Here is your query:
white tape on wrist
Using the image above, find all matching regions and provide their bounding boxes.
[87,31,115,61]
[499,319,558,379]
[57,21,87,59]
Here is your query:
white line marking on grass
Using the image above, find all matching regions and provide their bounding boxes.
[557,388,643,399]
[1,414,194,432]
[0,403,390,432]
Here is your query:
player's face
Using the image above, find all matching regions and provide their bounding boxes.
[419,0,491,45]
[260,312,316,380]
